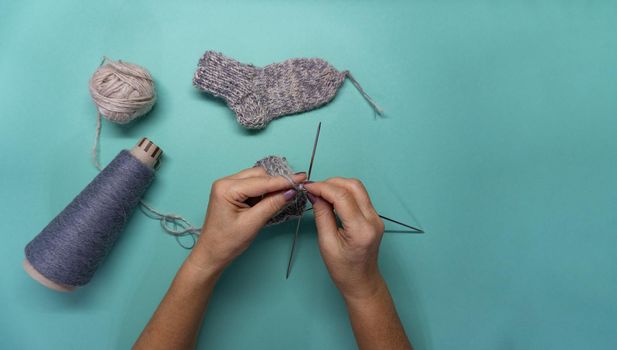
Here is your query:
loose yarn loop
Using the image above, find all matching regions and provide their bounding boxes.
[139,200,201,250]
[89,57,157,169]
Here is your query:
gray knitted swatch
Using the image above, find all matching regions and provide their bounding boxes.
[255,155,307,225]
[193,51,383,129]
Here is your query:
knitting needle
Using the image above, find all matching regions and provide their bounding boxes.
[307,122,321,179]
[285,218,302,279]
[378,214,424,233]
[303,207,424,233]
[285,121,322,279]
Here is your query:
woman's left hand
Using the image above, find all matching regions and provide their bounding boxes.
[188,167,306,273]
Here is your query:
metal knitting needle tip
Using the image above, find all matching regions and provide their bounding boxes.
[285,122,322,279]
[285,216,303,279]
[304,207,424,233]
[378,214,424,233]
[307,121,321,181]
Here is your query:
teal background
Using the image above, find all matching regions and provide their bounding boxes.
[1,0,616,349]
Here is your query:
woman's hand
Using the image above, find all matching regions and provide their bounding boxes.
[188,167,307,273]
[136,167,306,350]
[304,178,412,349]
[303,178,385,300]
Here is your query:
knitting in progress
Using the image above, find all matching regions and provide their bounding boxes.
[140,155,307,248]
[255,155,308,225]
[193,51,383,129]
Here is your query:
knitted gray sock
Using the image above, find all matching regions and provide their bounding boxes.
[255,155,307,225]
[193,51,383,129]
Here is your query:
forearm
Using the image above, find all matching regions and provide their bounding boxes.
[134,255,223,350]
[343,275,412,350]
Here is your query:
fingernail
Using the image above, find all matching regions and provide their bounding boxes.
[306,192,318,204]
[283,189,297,201]
[294,171,306,176]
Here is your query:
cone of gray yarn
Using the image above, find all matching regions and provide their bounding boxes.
[193,51,383,129]
[256,155,308,225]
[24,150,154,289]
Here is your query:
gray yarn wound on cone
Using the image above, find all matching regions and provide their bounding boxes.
[193,51,383,129]
[25,150,154,287]
[255,156,307,225]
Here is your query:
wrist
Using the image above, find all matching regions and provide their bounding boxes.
[186,249,227,280]
[167,255,223,295]
[340,271,387,303]
[187,228,232,274]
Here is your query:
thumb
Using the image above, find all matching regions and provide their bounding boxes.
[248,188,298,226]
[309,193,339,242]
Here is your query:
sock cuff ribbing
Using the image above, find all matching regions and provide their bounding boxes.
[193,51,257,105]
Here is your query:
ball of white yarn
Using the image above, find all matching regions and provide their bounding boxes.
[89,58,156,124]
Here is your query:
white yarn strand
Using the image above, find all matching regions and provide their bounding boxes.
[92,113,103,171]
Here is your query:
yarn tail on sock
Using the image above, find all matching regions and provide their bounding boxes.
[344,71,385,116]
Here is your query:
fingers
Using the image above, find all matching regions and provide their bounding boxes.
[326,178,379,221]
[226,173,307,200]
[226,167,267,180]
[248,188,297,226]
[303,181,367,228]
[309,193,341,242]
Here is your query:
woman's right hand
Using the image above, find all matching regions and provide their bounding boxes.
[303,178,386,300]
